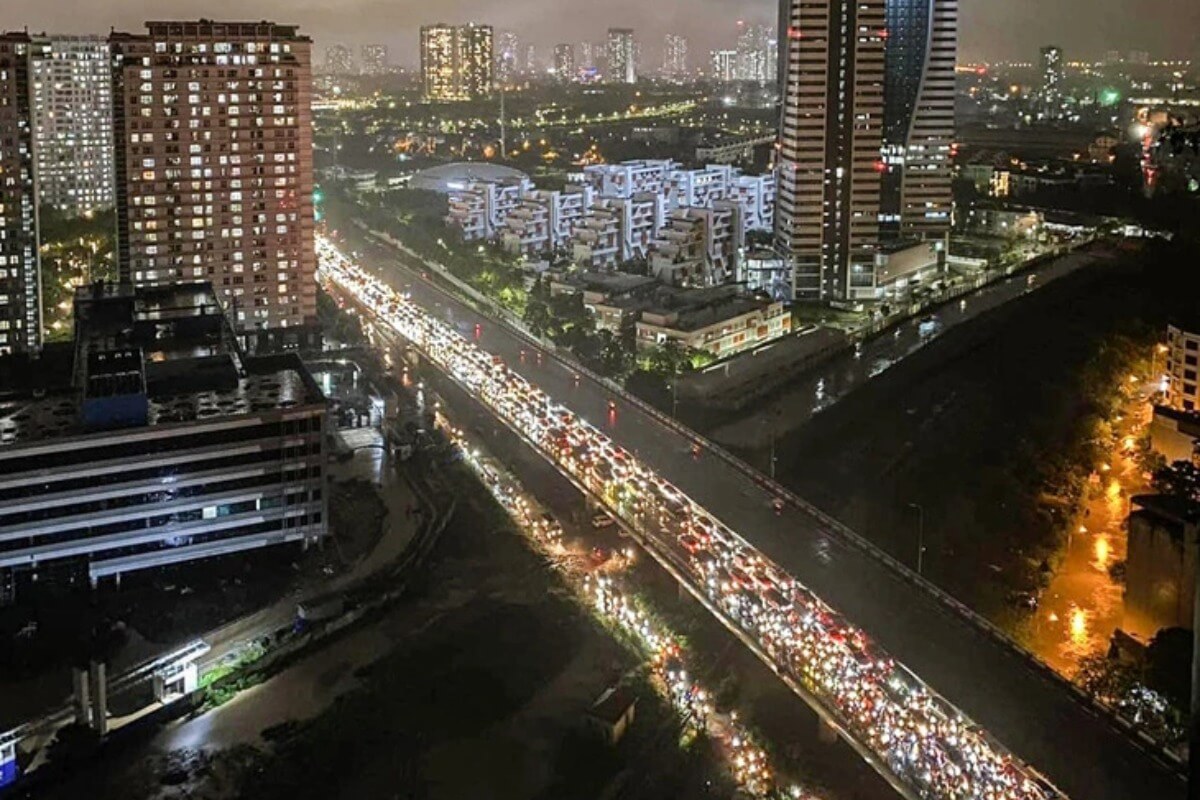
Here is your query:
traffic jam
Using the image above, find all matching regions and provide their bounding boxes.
[318,237,1064,800]
[441,416,794,798]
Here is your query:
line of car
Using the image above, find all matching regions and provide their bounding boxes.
[318,237,1065,800]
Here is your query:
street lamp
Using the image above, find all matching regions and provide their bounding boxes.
[907,502,925,576]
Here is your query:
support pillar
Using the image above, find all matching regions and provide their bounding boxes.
[1188,523,1200,800]
[88,662,107,737]
[71,668,91,727]
[817,715,838,745]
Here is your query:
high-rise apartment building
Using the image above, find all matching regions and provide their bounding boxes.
[324,43,353,75]
[776,1,887,300]
[109,20,317,346]
[880,0,956,240]
[775,0,956,301]
[553,44,575,81]
[496,30,519,84]
[663,34,688,79]
[711,50,737,83]
[606,28,636,84]
[736,22,771,84]
[1040,45,1063,118]
[361,44,389,75]
[578,41,595,71]
[28,35,115,217]
[420,23,494,102]
[0,33,40,355]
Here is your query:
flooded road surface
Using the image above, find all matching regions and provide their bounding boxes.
[710,246,1110,450]
[1020,381,1153,675]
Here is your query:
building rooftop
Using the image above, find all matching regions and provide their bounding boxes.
[0,282,324,448]
[410,161,530,194]
[640,286,775,333]
[569,271,658,297]
[587,685,637,726]
[1131,493,1200,528]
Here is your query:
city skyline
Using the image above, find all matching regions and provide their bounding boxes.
[3,0,1198,65]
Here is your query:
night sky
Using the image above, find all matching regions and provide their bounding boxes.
[4,0,1198,65]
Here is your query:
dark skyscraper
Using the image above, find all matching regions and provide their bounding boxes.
[880,0,957,241]
[0,33,40,354]
[775,0,956,301]
[775,0,887,301]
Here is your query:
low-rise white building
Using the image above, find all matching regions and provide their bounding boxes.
[583,159,674,199]
[502,185,595,256]
[444,159,771,273]
[446,176,532,241]
[635,287,791,359]
[573,206,621,269]
[730,171,774,231]
[650,203,743,287]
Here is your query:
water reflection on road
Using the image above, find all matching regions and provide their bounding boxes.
[711,248,1105,450]
[1020,386,1152,676]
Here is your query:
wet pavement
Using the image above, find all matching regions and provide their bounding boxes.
[1021,380,1153,675]
[710,246,1113,450]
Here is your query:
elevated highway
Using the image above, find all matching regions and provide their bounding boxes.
[325,234,1185,800]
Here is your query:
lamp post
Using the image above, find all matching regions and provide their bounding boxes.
[907,502,925,576]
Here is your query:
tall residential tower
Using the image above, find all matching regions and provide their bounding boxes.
[880,0,957,240]
[28,35,115,216]
[663,34,688,79]
[775,0,956,301]
[109,20,317,347]
[1040,45,1064,119]
[606,28,636,84]
[0,33,40,354]
[420,23,494,101]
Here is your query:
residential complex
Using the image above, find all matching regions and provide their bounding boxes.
[496,30,519,84]
[502,185,595,256]
[0,281,327,599]
[28,35,115,216]
[735,22,772,84]
[441,159,774,287]
[711,49,737,83]
[606,28,636,84]
[0,33,40,355]
[447,173,532,240]
[109,20,317,349]
[775,0,956,301]
[420,23,494,102]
